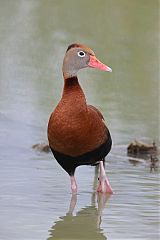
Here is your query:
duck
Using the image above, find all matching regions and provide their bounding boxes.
[48,43,113,194]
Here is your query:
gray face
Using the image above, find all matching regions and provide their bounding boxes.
[62,47,91,78]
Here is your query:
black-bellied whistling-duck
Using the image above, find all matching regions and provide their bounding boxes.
[48,43,113,194]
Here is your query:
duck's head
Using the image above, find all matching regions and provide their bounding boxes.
[62,43,112,79]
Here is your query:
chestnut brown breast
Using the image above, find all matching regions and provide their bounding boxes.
[48,77,108,157]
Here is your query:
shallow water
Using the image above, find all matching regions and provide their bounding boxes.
[0,0,159,240]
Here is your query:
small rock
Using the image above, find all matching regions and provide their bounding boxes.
[127,140,157,155]
[32,143,50,153]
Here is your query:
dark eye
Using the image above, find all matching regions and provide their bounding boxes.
[77,51,85,58]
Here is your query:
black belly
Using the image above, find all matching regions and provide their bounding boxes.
[50,131,112,176]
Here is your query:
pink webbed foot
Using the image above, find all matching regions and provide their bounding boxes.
[96,161,113,194]
[97,176,113,194]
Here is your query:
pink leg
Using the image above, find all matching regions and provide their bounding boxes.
[97,161,113,194]
[70,176,77,194]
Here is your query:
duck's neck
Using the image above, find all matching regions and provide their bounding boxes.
[62,76,87,108]
[64,76,79,89]
[63,76,84,97]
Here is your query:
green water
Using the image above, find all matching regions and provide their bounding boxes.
[0,0,159,239]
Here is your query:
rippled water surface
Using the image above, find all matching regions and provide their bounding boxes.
[0,0,159,240]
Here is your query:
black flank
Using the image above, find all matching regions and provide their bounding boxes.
[50,131,112,176]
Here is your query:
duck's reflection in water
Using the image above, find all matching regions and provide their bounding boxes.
[48,167,111,240]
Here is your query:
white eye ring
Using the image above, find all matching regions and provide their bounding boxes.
[77,51,85,58]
